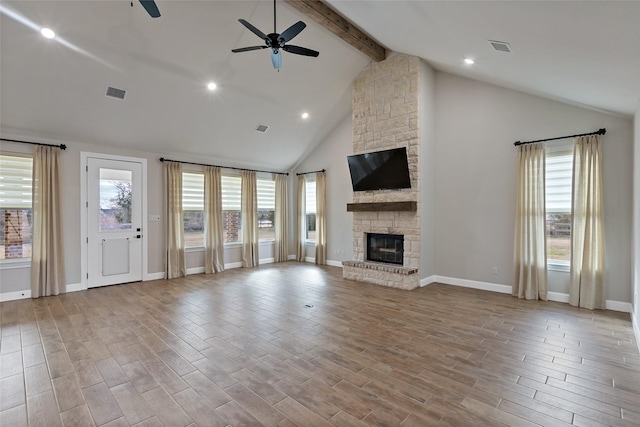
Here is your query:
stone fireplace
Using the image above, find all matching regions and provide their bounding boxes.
[342,53,422,291]
[366,233,403,265]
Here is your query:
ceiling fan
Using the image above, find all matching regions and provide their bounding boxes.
[231,0,319,70]
[136,0,160,18]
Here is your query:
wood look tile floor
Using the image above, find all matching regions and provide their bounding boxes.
[1,263,639,426]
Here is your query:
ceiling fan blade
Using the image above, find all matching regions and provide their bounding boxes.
[238,19,267,40]
[279,21,306,43]
[231,46,268,53]
[139,0,160,18]
[271,50,282,69]
[283,45,319,57]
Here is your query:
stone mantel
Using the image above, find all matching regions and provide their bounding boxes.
[346,201,417,212]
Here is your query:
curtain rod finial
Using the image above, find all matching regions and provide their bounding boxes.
[61,144,67,150]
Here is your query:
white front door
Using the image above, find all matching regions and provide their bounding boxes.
[87,157,143,288]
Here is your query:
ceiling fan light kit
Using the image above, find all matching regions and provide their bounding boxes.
[231,0,319,70]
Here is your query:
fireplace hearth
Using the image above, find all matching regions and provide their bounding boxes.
[366,233,404,265]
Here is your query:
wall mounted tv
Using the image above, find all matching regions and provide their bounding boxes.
[347,147,411,192]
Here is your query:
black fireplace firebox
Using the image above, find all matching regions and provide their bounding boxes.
[366,233,404,265]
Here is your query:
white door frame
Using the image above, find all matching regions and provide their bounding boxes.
[80,152,148,290]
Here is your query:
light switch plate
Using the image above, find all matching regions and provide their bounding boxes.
[149,214,160,221]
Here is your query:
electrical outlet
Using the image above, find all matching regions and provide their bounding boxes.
[492,266,498,275]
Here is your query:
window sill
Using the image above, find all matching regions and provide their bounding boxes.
[548,261,570,273]
[305,240,315,246]
[0,258,31,270]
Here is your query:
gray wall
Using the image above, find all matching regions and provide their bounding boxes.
[293,114,354,263]
[419,60,437,279]
[434,72,633,303]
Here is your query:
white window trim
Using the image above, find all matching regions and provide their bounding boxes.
[547,259,570,273]
[0,258,31,269]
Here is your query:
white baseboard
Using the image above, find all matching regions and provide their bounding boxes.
[305,257,315,263]
[0,289,31,302]
[288,255,296,260]
[224,262,243,269]
[547,291,570,303]
[432,275,631,313]
[327,260,343,268]
[145,272,165,281]
[420,275,437,287]
[261,258,275,265]
[186,267,205,275]
[606,300,633,313]
[433,275,512,294]
[66,283,85,293]
[632,312,640,355]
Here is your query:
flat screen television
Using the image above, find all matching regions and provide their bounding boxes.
[347,147,411,191]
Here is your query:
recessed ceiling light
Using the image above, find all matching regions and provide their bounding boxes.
[207,82,217,91]
[301,112,309,119]
[464,58,475,65]
[40,27,55,39]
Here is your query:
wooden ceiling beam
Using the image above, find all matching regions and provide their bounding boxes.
[284,0,386,62]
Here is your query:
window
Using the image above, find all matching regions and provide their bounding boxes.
[0,154,33,260]
[545,142,573,264]
[257,178,275,241]
[182,172,204,247]
[305,178,316,241]
[222,175,242,243]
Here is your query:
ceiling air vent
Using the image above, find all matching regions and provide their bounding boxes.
[488,40,512,53]
[105,86,126,100]
[255,124,269,133]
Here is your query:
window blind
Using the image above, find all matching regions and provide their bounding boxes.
[545,141,573,213]
[305,179,316,214]
[182,172,204,211]
[257,178,275,210]
[0,154,33,209]
[221,175,241,210]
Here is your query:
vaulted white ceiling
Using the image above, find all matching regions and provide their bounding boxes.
[2,1,639,171]
[327,0,640,117]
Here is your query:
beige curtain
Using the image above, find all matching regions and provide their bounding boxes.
[274,173,288,262]
[296,175,306,262]
[570,135,606,309]
[315,171,327,265]
[204,166,224,273]
[241,170,259,267]
[31,146,65,298]
[164,162,185,279]
[513,142,547,300]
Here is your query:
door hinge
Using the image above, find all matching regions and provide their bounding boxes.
[86,201,88,208]
[86,237,88,243]
[86,165,88,172]
[86,273,88,279]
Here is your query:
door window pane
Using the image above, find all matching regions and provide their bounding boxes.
[99,168,132,231]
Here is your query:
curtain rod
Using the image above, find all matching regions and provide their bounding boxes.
[1,138,67,150]
[513,128,606,146]
[159,157,288,176]
[296,169,325,176]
